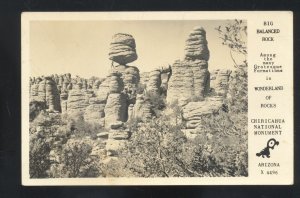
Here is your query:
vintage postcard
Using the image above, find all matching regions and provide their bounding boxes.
[21,11,293,185]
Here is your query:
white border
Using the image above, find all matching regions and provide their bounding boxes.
[22,11,293,186]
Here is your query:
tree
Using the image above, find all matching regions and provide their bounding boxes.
[121,113,196,177]
[216,19,247,68]
[29,101,47,121]
[49,140,101,178]
[29,135,51,178]
[226,68,248,113]
[190,110,248,177]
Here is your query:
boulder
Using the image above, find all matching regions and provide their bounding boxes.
[110,121,124,129]
[109,129,130,140]
[127,104,134,121]
[182,96,223,129]
[109,33,138,65]
[97,132,109,138]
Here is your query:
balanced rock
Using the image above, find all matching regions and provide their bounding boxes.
[109,33,138,65]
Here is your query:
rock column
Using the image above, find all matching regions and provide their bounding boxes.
[167,26,210,105]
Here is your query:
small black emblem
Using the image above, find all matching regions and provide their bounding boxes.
[256,138,279,158]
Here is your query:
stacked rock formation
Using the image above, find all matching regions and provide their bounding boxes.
[133,94,152,120]
[30,77,44,102]
[29,76,61,112]
[45,77,61,112]
[104,72,127,129]
[66,82,89,115]
[109,33,138,65]
[184,26,209,61]
[210,69,232,96]
[110,65,140,96]
[60,92,68,114]
[139,72,149,86]
[146,69,161,95]
[104,72,131,156]
[167,26,210,105]
[96,77,110,103]
[30,74,107,114]
[84,95,106,126]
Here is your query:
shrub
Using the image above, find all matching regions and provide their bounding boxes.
[226,67,248,113]
[29,101,47,121]
[50,140,101,178]
[190,110,248,177]
[144,91,166,117]
[121,114,195,177]
[29,135,51,178]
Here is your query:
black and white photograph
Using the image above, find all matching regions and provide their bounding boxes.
[27,18,248,179]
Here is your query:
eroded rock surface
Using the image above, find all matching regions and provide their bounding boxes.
[210,69,232,96]
[133,94,152,120]
[167,26,210,105]
[185,26,210,61]
[109,33,138,65]
[182,96,223,129]
[146,69,161,95]
[167,59,210,105]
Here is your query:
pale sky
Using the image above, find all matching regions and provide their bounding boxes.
[30,20,246,78]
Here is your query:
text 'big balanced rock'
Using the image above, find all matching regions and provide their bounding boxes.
[167,26,210,105]
[109,33,138,65]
